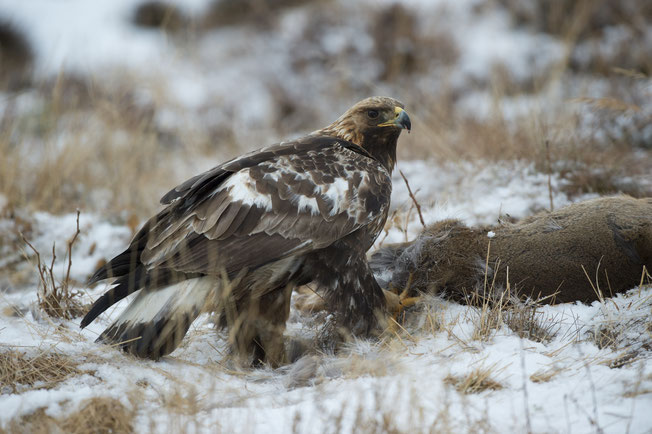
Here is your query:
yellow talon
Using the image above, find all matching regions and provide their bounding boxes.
[400,296,421,309]
[384,287,422,329]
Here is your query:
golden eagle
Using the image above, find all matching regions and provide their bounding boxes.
[80,96,411,364]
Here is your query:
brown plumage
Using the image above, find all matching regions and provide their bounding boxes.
[81,96,411,364]
[371,196,652,304]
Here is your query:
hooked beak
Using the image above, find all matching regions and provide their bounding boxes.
[378,106,411,132]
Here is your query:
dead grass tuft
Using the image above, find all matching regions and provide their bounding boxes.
[589,322,621,350]
[7,397,135,434]
[499,0,652,75]
[0,350,82,394]
[132,1,189,33]
[604,351,640,369]
[504,301,558,343]
[467,254,510,341]
[444,366,504,394]
[468,282,559,343]
[21,210,86,320]
[0,73,193,218]
[560,165,646,198]
[530,368,561,383]
[159,386,203,415]
[371,4,458,81]
[201,0,316,30]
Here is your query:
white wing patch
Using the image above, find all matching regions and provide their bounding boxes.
[220,169,274,211]
[320,177,350,216]
[112,277,214,326]
[295,194,320,215]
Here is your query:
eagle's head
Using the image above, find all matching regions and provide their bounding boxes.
[317,96,411,173]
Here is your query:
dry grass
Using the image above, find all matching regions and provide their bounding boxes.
[530,368,562,383]
[21,211,86,320]
[444,365,504,394]
[0,350,82,394]
[468,251,509,342]
[468,286,559,343]
[504,301,558,343]
[0,73,214,218]
[371,3,459,81]
[470,294,507,342]
[0,20,33,90]
[6,397,135,434]
[0,0,648,222]
[132,1,189,33]
[0,3,649,433]
[589,323,621,350]
[499,0,652,75]
[157,386,204,415]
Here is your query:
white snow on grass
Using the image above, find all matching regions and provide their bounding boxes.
[2,280,651,433]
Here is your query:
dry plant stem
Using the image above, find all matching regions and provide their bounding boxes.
[519,338,533,434]
[399,169,425,228]
[66,210,81,286]
[20,210,84,319]
[546,140,554,212]
[637,266,651,297]
[576,344,603,433]
[581,258,605,303]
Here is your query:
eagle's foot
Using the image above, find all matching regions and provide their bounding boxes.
[384,287,421,331]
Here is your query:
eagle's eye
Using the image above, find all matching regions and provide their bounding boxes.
[367,110,379,119]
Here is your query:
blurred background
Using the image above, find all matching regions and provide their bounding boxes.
[0,0,650,219]
[2,3,652,430]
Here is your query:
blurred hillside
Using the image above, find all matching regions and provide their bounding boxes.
[0,0,650,217]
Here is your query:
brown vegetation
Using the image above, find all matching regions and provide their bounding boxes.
[21,211,86,319]
[0,73,204,218]
[132,1,188,33]
[202,0,315,30]
[499,0,652,75]
[444,366,504,394]
[0,21,33,90]
[372,4,458,81]
[0,2,649,432]
[0,350,82,394]
[7,397,134,434]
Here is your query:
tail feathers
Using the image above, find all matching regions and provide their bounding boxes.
[81,267,147,328]
[95,278,215,359]
[88,238,148,285]
[88,210,172,285]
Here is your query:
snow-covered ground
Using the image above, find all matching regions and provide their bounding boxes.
[1,0,651,432]
[2,161,651,433]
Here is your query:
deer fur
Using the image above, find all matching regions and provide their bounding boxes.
[371,196,652,303]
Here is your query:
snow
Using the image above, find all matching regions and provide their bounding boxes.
[380,159,589,245]
[2,284,651,432]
